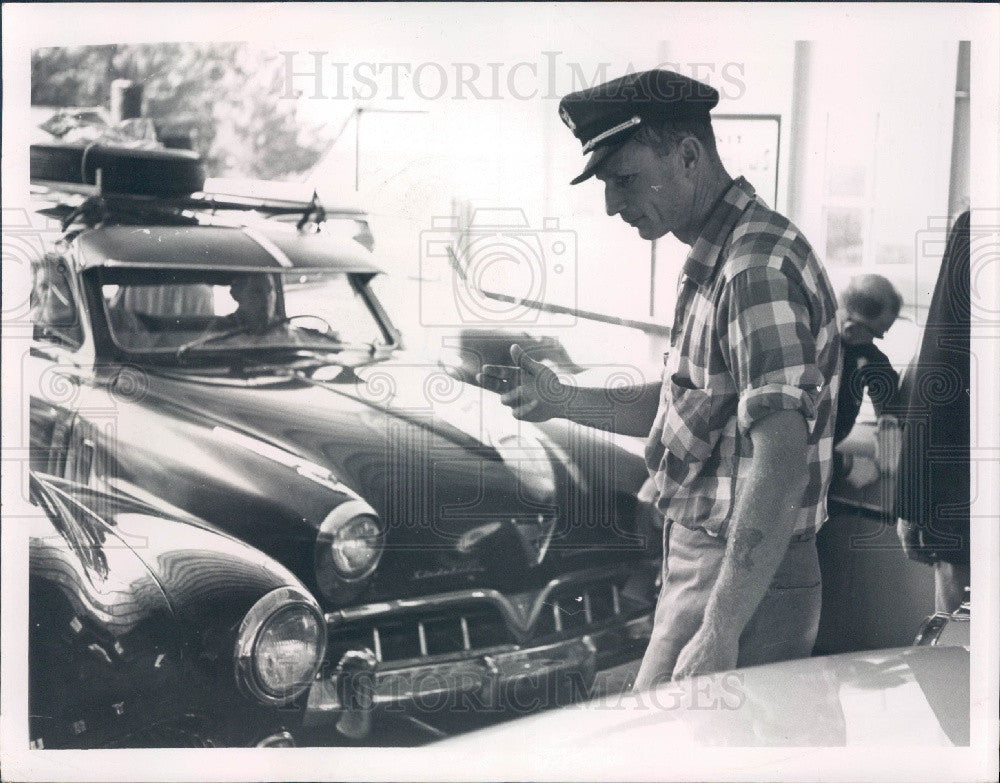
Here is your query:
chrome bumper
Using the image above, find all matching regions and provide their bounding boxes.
[304,612,652,732]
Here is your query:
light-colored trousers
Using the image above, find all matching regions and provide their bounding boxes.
[632,521,822,691]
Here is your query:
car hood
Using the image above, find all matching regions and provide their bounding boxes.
[433,645,970,757]
[132,356,652,596]
[144,357,636,544]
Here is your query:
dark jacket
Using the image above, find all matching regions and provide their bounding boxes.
[834,341,900,445]
[895,210,970,564]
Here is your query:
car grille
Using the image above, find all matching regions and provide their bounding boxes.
[531,580,623,636]
[325,567,654,668]
[327,603,515,666]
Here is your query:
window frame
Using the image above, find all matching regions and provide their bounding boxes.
[32,253,85,350]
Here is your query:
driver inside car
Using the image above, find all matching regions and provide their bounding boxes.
[105,271,342,354]
[218,272,280,334]
[195,272,337,351]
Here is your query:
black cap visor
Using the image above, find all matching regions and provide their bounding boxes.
[569,127,640,185]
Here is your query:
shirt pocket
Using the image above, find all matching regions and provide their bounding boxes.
[661,374,724,463]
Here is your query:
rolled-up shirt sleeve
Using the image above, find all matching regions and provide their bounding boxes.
[719,262,825,436]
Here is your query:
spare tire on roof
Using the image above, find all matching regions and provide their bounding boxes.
[30,142,205,197]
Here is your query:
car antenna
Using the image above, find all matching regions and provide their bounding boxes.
[296,190,326,232]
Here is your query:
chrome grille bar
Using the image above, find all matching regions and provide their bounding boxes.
[325,565,654,665]
[417,621,428,657]
[460,616,471,651]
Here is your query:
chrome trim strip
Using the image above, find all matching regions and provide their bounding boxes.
[306,618,653,717]
[211,426,345,492]
[326,564,640,638]
[240,225,294,267]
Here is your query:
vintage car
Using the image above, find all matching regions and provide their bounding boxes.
[26,179,658,740]
[435,636,971,762]
[27,470,327,748]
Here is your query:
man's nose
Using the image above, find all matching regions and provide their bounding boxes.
[604,182,625,217]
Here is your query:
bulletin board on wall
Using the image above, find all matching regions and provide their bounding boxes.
[713,114,781,208]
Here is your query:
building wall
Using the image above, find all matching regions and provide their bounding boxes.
[306,37,964,387]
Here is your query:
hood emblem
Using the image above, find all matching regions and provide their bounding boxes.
[454,515,557,569]
[455,522,503,554]
[506,591,535,627]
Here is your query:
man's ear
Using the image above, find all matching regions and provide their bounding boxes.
[678,136,701,170]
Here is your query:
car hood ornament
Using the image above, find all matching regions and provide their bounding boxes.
[454,514,558,569]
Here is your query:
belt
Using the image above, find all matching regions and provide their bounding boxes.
[666,520,816,543]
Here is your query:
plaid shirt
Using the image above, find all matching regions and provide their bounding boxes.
[645,177,841,537]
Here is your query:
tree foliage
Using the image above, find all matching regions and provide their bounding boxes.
[32,43,331,180]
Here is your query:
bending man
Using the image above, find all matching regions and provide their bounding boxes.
[481,70,841,686]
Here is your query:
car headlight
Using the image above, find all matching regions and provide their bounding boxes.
[315,500,385,602]
[234,586,326,706]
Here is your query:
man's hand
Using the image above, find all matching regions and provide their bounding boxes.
[672,626,739,680]
[478,344,570,422]
[896,517,937,565]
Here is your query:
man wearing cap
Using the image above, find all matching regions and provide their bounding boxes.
[480,70,840,686]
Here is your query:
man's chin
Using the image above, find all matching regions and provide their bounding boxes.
[636,223,665,241]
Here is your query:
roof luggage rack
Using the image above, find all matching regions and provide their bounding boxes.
[31,176,359,234]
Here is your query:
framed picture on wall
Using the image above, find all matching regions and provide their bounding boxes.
[714,114,781,208]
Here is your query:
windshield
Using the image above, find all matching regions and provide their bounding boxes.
[99,269,392,358]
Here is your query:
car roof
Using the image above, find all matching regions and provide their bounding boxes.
[75,222,385,274]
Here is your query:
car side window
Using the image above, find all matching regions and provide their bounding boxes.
[31,254,83,348]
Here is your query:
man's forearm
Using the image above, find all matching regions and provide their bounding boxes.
[561,381,662,437]
[699,412,809,640]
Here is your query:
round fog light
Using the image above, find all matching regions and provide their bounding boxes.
[316,502,385,602]
[330,515,382,578]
